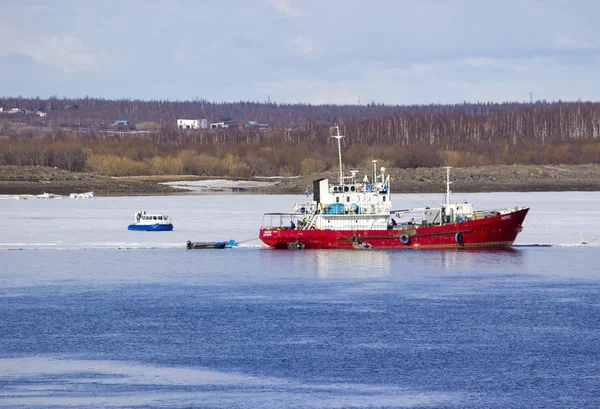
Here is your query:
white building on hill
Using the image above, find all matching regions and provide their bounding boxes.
[177,119,207,129]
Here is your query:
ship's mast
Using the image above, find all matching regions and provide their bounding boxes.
[445,166,452,209]
[372,160,377,185]
[331,125,344,185]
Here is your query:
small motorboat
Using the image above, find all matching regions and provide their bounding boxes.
[128,211,173,231]
[352,241,373,250]
[186,240,227,249]
[70,191,95,199]
[286,241,306,250]
[36,192,63,199]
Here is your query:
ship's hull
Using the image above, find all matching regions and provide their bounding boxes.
[128,223,173,231]
[260,208,528,249]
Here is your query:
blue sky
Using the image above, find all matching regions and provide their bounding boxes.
[1,0,599,104]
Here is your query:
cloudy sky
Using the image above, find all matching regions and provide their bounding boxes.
[1,0,599,105]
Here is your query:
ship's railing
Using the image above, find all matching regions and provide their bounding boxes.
[311,214,389,230]
[293,202,392,216]
[329,183,389,195]
[260,213,299,230]
[261,211,390,231]
[260,206,525,231]
[469,206,524,219]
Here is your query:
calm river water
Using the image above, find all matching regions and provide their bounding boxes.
[1,193,599,408]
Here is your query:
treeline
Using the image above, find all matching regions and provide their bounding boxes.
[1,96,537,128]
[1,97,600,176]
[2,97,600,145]
[1,132,599,177]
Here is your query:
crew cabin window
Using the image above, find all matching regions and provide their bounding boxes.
[347,197,350,202]
[383,196,386,202]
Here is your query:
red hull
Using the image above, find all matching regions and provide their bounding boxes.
[260,208,529,249]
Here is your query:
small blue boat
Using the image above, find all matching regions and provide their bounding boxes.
[186,239,238,249]
[128,211,173,231]
[186,240,226,249]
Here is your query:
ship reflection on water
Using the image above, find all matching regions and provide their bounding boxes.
[308,247,523,279]
[314,249,392,278]
[258,246,525,280]
[283,247,525,279]
[420,247,524,272]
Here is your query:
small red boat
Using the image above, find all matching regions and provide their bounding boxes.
[259,127,529,250]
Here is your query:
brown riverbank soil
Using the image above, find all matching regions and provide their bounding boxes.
[1,164,599,196]
[0,166,177,196]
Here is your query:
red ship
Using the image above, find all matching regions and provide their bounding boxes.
[259,127,529,250]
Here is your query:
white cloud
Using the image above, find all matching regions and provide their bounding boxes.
[225,78,361,105]
[243,55,566,105]
[288,36,315,55]
[23,34,113,72]
[462,58,496,68]
[0,12,115,72]
[553,35,595,50]
[2,1,600,103]
[267,0,302,17]
[393,64,436,77]
[510,64,534,73]
[461,57,533,73]
[0,9,113,73]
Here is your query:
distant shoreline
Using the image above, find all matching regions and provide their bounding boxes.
[1,164,599,196]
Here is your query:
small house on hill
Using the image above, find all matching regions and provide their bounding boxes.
[210,119,237,129]
[177,119,207,129]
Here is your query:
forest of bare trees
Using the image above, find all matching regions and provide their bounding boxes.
[1,97,599,177]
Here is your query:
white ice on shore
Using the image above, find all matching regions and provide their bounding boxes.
[0,191,94,200]
[161,179,279,192]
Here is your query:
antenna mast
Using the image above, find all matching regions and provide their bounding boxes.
[372,160,378,185]
[445,167,452,209]
[331,125,344,185]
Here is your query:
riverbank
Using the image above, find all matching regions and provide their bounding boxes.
[1,164,599,196]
